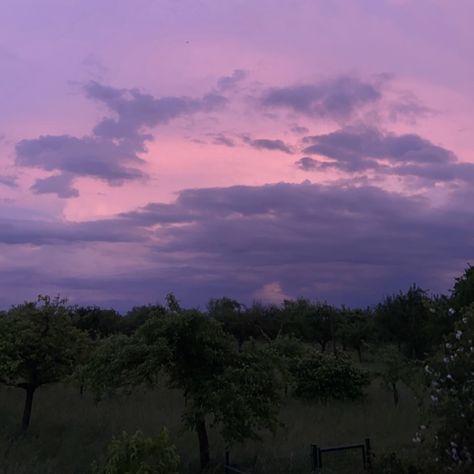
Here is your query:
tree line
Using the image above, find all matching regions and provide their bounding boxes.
[1,266,474,472]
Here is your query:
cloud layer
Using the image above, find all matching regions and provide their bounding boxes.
[0,181,471,309]
[15,81,227,198]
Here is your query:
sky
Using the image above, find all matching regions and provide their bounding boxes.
[1,0,473,311]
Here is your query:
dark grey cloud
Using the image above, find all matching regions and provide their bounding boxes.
[261,76,381,121]
[299,126,471,182]
[0,215,141,246]
[85,81,227,141]
[104,182,474,307]
[295,157,319,171]
[30,173,79,198]
[17,135,145,184]
[16,81,227,198]
[0,182,472,309]
[0,175,17,188]
[242,136,293,154]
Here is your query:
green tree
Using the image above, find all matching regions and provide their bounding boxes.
[338,307,373,361]
[377,345,416,406]
[0,295,88,431]
[451,264,474,312]
[93,429,180,474]
[87,310,284,471]
[71,306,122,339]
[375,285,434,359]
[292,350,370,402]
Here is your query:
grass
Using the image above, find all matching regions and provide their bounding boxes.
[0,361,423,474]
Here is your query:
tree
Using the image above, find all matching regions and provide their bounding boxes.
[377,345,416,406]
[292,350,370,402]
[424,304,474,472]
[208,297,260,349]
[338,307,373,361]
[0,295,88,431]
[282,299,336,352]
[86,310,284,471]
[451,264,474,312]
[375,285,434,359]
[93,429,180,474]
[71,306,122,339]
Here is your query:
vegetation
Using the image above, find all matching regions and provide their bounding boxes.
[93,429,180,474]
[0,296,88,431]
[0,266,473,472]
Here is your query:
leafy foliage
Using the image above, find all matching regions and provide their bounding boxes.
[425,304,474,472]
[293,351,370,402]
[0,295,89,429]
[93,430,180,474]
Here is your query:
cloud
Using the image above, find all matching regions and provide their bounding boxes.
[0,181,472,308]
[211,133,235,147]
[16,81,228,198]
[388,92,433,123]
[30,173,79,198]
[105,182,474,306]
[216,69,247,91]
[242,136,293,154]
[85,81,227,140]
[254,282,291,304]
[295,157,320,171]
[0,175,17,188]
[16,135,146,184]
[299,126,471,182]
[261,75,381,121]
[291,125,309,134]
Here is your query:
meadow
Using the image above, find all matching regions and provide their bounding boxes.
[0,358,421,474]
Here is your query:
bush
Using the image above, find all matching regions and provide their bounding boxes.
[93,429,180,474]
[293,352,370,402]
[372,452,433,474]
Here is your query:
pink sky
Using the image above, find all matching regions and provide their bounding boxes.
[0,0,473,310]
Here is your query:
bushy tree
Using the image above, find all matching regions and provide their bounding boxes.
[424,304,474,472]
[71,306,122,339]
[93,429,180,474]
[375,285,434,359]
[451,264,474,312]
[208,297,259,349]
[0,296,88,431]
[338,308,373,361]
[377,345,417,406]
[86,310,284,471]
[293,350,370,402]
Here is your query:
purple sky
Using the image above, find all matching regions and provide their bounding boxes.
[1,0,474,310]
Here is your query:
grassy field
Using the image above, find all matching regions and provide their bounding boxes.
[0,363,423,474]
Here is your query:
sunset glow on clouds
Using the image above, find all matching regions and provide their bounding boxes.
[1,0,473,310]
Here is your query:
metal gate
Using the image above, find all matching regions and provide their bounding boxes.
[311,438,372,473]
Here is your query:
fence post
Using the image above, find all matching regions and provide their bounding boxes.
[365,438,372,472]
[311,444,321,473]
[224,451,230,473]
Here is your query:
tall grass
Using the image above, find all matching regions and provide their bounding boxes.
[0,364,422,474]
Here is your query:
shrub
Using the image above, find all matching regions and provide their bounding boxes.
[94,429,180,474]
[293,352,370,402]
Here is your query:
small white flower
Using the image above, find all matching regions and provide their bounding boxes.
[456,330,463,340]
[449,308,456,316]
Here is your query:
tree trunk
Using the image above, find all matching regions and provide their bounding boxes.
[357,346,362,362]
[391,382,399,406]
[196,416,210,470]
[21,385,36,431]
[320,341,326,352]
